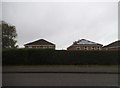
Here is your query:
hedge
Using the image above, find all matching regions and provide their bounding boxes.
[2,49,119,65]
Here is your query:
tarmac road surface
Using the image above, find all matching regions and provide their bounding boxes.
[2,73,118,86]
[2,66,119,86]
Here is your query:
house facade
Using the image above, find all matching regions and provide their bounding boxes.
[103,40,120,50]
[24,39,55,49]
[67,39,103,51]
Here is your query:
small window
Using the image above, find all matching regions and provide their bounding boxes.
[84,47,88,50]
[97,47,99,49]
[92,47,95,50]
[49,46,52,48]
[76,47,80,50]
[76,48,80,50]
[97,47,101,50]
[84,47,86,50]
[28,46,32,48]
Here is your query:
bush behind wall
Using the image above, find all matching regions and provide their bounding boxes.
[2,49,119,65]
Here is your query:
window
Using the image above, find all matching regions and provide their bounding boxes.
[28,46,32,48]
[49,46,52,48]
[97,47,99,50]
[92,47,95,50]
[84,47,88,50]
[97,47,101,50]
[76,47,80,50]
[44,46,47,48]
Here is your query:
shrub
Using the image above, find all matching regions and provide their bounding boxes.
[2,49,119,65]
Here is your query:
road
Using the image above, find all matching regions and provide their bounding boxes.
[2,72,118,86]
[2,65,119,86]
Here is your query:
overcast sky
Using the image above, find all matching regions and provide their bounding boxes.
[2,2,118,49]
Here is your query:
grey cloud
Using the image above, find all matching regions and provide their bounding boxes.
[2,2,118,49]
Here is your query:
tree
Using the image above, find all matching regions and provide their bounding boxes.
[2,21,18,48]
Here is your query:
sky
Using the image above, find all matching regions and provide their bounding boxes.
[2,1,118,49]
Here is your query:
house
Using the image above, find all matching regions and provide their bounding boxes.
[103,40,120,50]
[24,39,55,49]
[67,39,103,51]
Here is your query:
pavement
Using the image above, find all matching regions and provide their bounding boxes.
[2,65,119,73]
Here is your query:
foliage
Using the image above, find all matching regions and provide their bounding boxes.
[2,49,119,65]
[2,21,18,48]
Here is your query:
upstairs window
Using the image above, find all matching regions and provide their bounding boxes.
[92,47,95,50]
[84,47,88,50]
[76,47,81,50]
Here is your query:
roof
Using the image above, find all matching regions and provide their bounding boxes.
[24,39,55,46]
[73,39,103,46]
[103,40,120,48]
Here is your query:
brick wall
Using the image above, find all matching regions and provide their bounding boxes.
[67,45,102,51]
